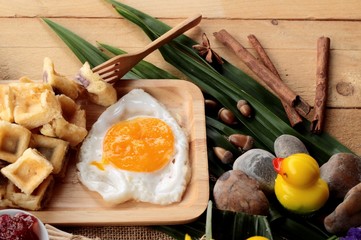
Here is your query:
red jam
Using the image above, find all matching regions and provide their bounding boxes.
[0,213,40,240]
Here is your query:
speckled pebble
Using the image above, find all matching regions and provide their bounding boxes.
[213,170,269,215]
[320,152,361,199]
[233,148,276,194]
[274,134,308,158]
[324,182,361,234]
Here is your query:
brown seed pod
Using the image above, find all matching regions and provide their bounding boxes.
[237,100,252,118]
[205,99,219,114]
[218,107,237,125]
[213,147,234,164]
[228,134,254,151]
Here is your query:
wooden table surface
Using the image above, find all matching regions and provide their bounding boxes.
[1,0,361,155]
[1,0,361,237]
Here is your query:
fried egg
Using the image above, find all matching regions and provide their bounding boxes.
[77,89,191,205]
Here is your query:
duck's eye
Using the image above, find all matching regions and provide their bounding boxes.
[283,173,288,178]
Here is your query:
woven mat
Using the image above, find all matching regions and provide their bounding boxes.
[59,226,175,240]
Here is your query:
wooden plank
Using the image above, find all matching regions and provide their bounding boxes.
[1,18,361,107]
[3,18,361,50]
[325,109,361,156]
[1,0,361,20]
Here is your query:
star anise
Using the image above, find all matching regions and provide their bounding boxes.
[192,33,224,65]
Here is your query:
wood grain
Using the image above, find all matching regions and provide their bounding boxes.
[1,2,361,159]
[1,0,361,19]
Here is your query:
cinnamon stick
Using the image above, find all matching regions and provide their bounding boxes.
[310,36,330,134]
[248,34,303,127]
[213,29,310,117]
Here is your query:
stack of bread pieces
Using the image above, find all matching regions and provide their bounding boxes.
[0,57,117,210]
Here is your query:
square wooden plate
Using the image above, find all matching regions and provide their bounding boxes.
[24,79,209,226]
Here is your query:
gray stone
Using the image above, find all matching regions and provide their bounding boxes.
[274,134,308,158]
[320,152,361,199]
[233,148,276,194]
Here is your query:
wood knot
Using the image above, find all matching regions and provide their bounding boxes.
[271,19,278,25]
[336,81,354,96]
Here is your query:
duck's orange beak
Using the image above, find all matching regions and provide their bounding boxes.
[273,157,283,174]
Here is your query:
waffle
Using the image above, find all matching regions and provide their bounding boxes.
[10,83,62,129]
[0,85,15,122]
[41,117,88,147]
[0,120,31,163]
[77,61,117,107]
[57,94,86,129]
[43,57,79,100]
[30,134,69,175]
[1,148,54,195]
[6,175,55,210]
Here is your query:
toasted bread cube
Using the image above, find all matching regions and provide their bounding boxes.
[13,89,61,129]
[57,94,86,128]
[76,62,117,107]
[6,175,54,210]
[1,148,53,195]
[43,57,79,100]
[0,120,31,163]
[0,85,15,122]
[30,134,69,175]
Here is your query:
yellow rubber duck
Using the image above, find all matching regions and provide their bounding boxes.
[273,153,329,214]
[246,236,269,240]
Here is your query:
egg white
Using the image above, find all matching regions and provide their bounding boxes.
[77,89,191,205]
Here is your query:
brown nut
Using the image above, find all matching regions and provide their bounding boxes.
[228,134,254,151]
[237,100,252,118]
[213,147,234,164]
[218,107,237,125]
[205,99,218,109]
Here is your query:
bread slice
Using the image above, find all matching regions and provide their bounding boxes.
[0,120,31,163]
[29,134,69,175]
[6,175,55,210]
[1,148,53,195]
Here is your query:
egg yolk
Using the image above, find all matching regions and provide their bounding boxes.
[92,117,175,172]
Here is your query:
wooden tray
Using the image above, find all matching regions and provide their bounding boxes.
[9,79,209,226]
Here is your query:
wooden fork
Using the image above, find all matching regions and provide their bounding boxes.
[92,14,202,82]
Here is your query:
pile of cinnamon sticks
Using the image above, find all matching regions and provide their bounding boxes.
[213,29,330,134]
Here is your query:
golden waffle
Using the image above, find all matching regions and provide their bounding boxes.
[30,134,69,175]
[12,88,62,129]
[1,148,53,195]
[0,85,15,122]
[57,94,86,129]
[41,117,88,147]
[0,120,31,163]
[43,57,79,100]
[78,62,117,107]
[6,175,55,210]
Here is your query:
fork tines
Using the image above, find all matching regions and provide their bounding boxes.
[92,56,125,83]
